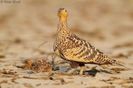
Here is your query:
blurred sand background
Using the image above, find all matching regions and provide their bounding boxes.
[0,0,133,88]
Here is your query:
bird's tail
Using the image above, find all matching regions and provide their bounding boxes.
[107,58,128,69]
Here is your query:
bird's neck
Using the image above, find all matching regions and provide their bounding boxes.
[57,19,71,38]
[58,20,68,30]
[58,18,70,32]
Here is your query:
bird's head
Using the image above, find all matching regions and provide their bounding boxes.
[58,8,68,22]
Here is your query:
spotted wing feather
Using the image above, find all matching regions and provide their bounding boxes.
[63,34,117,65]
[62,34,96,63]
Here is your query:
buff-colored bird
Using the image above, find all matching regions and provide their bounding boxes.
[53,8,124,75]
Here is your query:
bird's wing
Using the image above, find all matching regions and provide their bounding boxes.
[63,34,102,63]
[61,34,125,66]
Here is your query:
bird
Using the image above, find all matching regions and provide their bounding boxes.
[53,8,124,75]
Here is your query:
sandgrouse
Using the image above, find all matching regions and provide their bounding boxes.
[53,8,123,75]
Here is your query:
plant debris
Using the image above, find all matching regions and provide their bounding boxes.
[23,57,52,72]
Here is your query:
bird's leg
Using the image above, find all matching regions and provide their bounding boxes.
[67,62,86,75]
[67,61,80,75]
[69,61,80,68]
[79,63,85,75]
[79,66,85,75]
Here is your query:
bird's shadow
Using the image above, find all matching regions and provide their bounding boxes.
[84,68,113,76]
[52,65,113,76]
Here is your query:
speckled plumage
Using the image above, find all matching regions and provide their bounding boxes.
[54,8,123,74]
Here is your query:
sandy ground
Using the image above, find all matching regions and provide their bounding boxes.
[0,0,133,88]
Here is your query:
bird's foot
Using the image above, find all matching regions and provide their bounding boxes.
[67,66,86,75]
[67,67,80,75]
